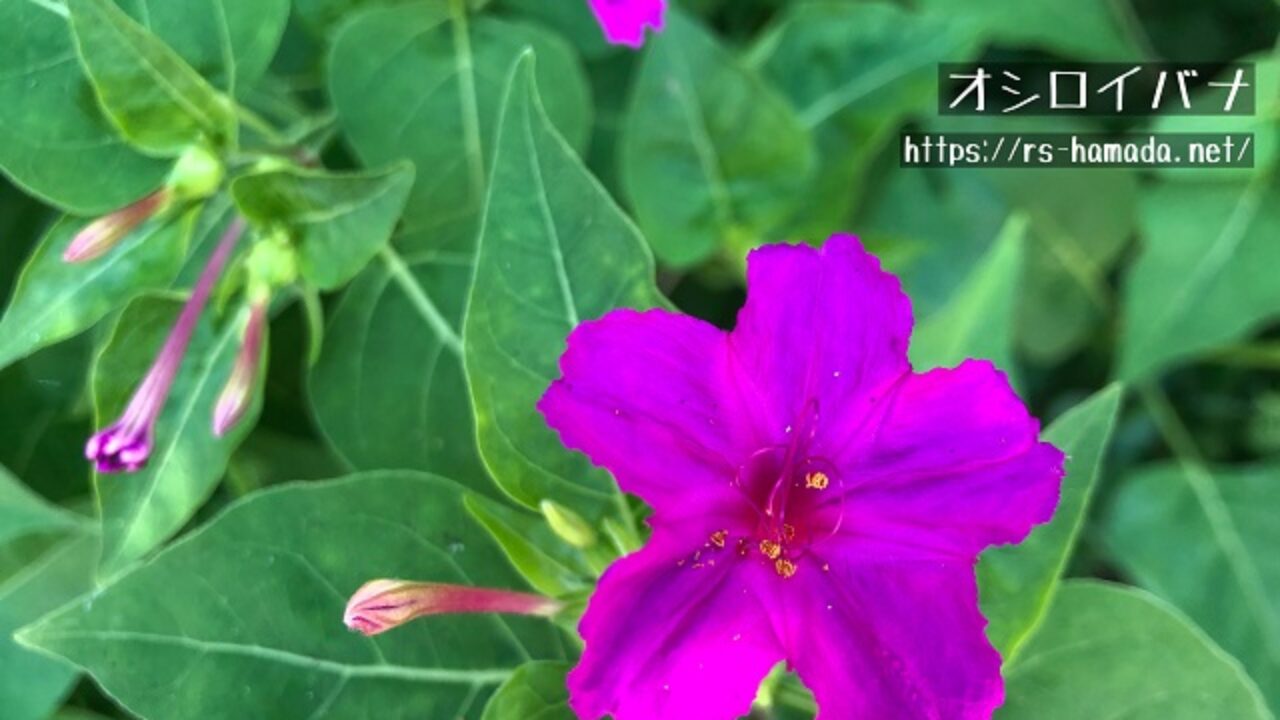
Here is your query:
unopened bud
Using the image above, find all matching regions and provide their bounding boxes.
[540,499,597,549]
[168,144,224,201]
[343,579,562,637]
[213,300,267,437]
[63,189,171,263]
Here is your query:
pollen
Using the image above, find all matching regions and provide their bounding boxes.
[759,539,782,560]
[708,530,727,548]
[804,471,830,490]
[774,558,797,579]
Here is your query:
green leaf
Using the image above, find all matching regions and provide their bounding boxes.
[1102,461,1280,711]
[0,464,83,547]
[231,163,415,290]
[620,9,814,266]
[917,0,1141,60]
[978,384,1122,661]
[0,210,198,372]
[465,494,588,598]
[464,53,664,519]
[1119,178,1280,380]
[308,229,487,483]
[66,0,238,155]
[1000,581,1271,720]
[752,1,974,239]
[909,213,1026,374]
[93,294,264,578]
[0,531,98,720]
[0,0,166,213]
[482,660,573,720]
[329,1,590,229]
[497,0,613,58]
[19,471,567,719]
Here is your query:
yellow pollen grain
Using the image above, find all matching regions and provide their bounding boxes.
[782,524,796,542]
[708,530,727,548]
[804,471,830,490]
[759,539,782,560]
[775,558,797,579]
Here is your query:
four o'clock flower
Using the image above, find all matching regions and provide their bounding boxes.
[587,0,665,48]
[62,189,171,263]
[344,579,562,637]
[538,235,1065,719]
[85,218,247,473]
[213,298,267,437]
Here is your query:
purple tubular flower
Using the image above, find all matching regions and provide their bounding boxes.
[213,299,267,438]
[587,0,665,48]
[85,218,248,474]
[344,579,563,637]
[63,189,171,263]
[538,235,1065,720]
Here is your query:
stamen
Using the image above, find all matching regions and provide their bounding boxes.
[759,539,782,560]
[774,558,797,579]
[804,471,830,490]
[708,530,727,548]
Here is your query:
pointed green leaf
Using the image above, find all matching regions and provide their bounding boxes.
[621,9,814,266]
[0,210,197,372]
[231,163,415,290]
[1000,581,1271,720]
[0,465,83,547]
[1119,178,1280,380]
[465,54,664,519]
[482,661,573,720]
[910,213,1026,374]
[19,472,566,719]
[1102,461,1280,711]
[93,295,264,578]
[66,0,237,155]
[0,531,98,720]
[329,1,590,228]
[979,384,1123,661]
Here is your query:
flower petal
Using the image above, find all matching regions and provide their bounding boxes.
[731,235,913,453]
[540,308,770,513]
[783,558,1003,719]
[839,360,1064,558]
[587,0,666,48]
[569,527,784,720]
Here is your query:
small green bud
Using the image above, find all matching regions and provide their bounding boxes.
[540,499,597,549]
[167,144,224,201]
[243,229,298,299]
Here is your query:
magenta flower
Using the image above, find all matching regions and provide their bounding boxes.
[539,235,1065,719]
[344,580,562,637]
[587,0,665,48]
[86,218,247,473]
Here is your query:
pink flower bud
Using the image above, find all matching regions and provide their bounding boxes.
[343,579,562,637]
[63,189,170,263]
[213,300,267,437]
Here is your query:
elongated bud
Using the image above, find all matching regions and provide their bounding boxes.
[540,499,597,549]
[213,299,267,437]
[344,579,562,637]
[85,218,247,473]
[63,189,171,263]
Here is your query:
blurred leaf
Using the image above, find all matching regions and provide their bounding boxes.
[918,0,1142,60]
[227,429,347,493]
[465,54,663,519]
[0,0,166,213]
[465,494,587,598]
[19,472,567,719]
[294,0,412,37]
[308,226,487,484]
[497,0,613,58]
[1119,178,1280,380]
[0,210,197,372]
[754,1,973,239]
[979,384,1122,661]
[620,9,814,266]
[1102,461,1280,711]
[1001,581,1271,719]
[910,213,1026,374]
[0,464,83,547]
[0,530,98,720]
[482,660,573,720]
[329,1,590,231]
[67,0,237,155]
[231,162,415,290]
[93,295,264,578]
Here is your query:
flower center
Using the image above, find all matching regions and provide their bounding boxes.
[728,444,844,579]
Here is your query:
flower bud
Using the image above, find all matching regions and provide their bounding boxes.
[63,189,170,263]
[343,579,562,637]
[213,299,267,438]
[167,144,224,202]
[540,499,597,549]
